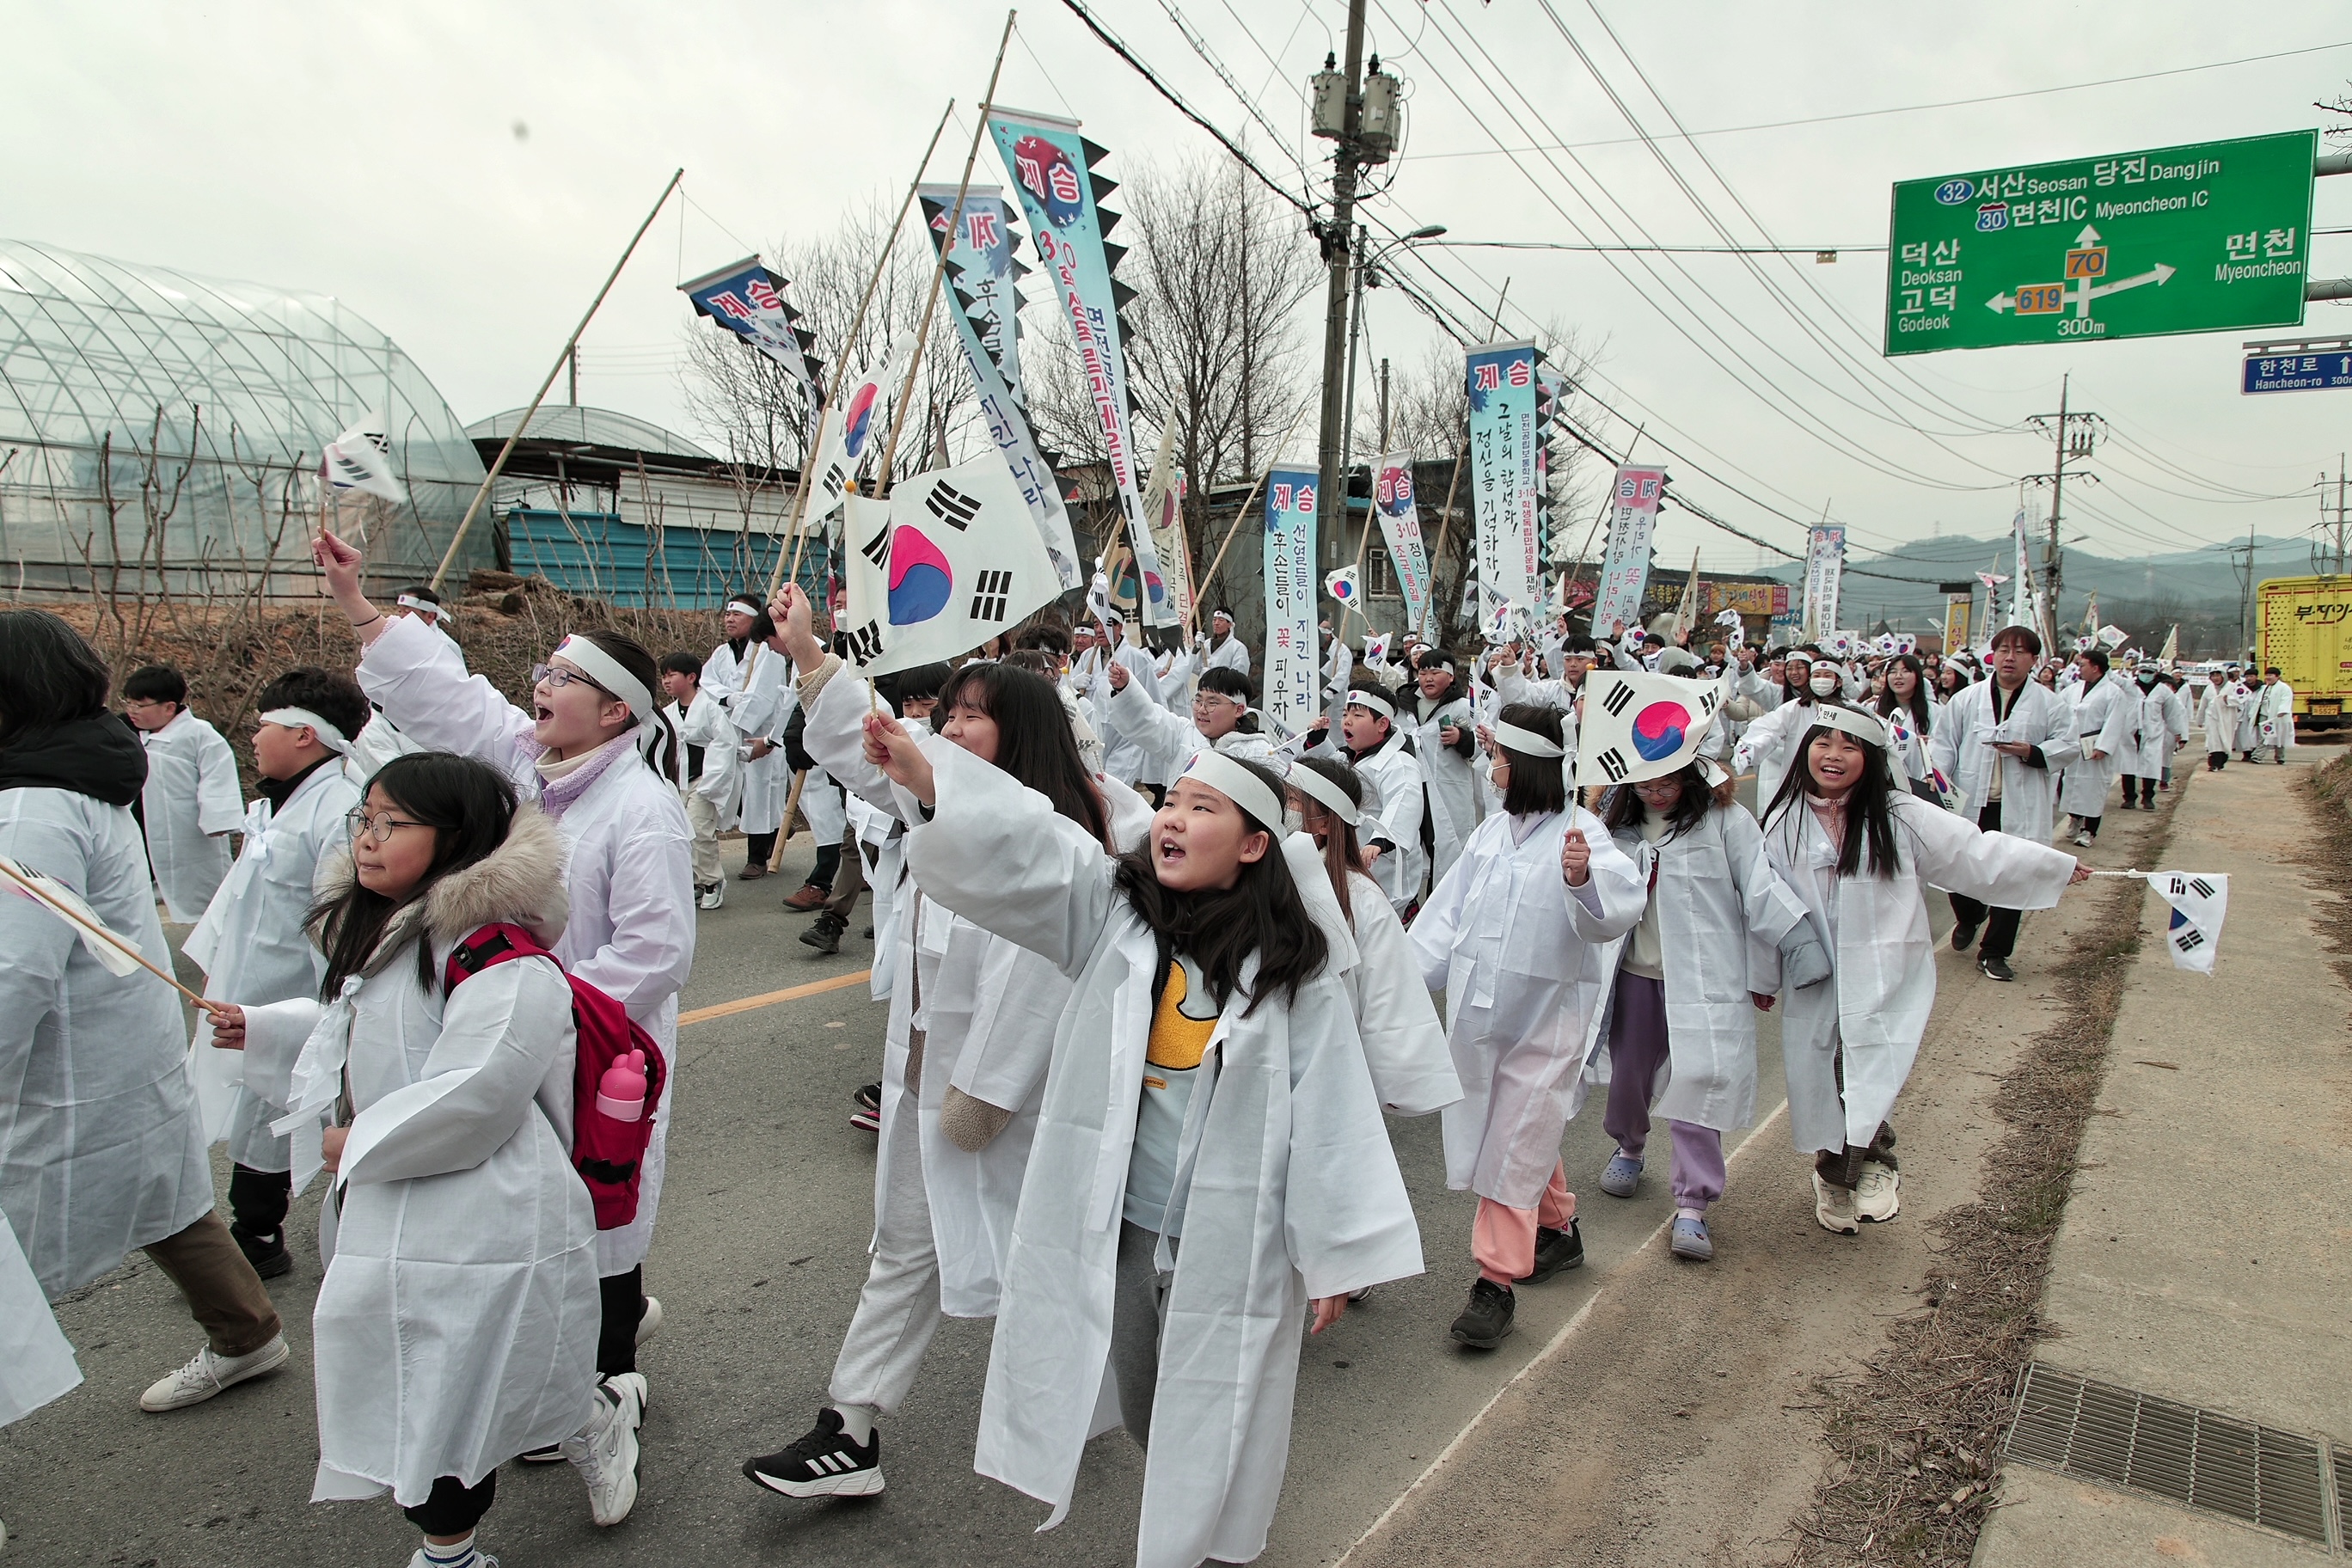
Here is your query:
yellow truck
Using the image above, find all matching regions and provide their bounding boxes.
[2257,575,2352,729]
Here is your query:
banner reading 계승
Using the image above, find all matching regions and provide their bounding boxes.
[1467,340,1540,620]
[1262,466,1319,739]
[1589,465,1664,638]
[989,107,1171,628]
[1373,451,1431,634]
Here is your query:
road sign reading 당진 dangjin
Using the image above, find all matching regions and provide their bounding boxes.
[1884,129,2316,355]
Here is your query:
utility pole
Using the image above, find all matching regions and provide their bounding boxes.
[1377,357,1390,454]
[2024,374,2102,640]
[1311,3,1369,575]
[567,345,579,407]
[2329,454,2348,574]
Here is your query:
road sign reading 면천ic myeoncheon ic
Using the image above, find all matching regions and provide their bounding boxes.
[1884,130,2316,355]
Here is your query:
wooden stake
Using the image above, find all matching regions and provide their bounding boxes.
[1191,407,1312,639]
[770,100,957,598]
[429,168,683,592]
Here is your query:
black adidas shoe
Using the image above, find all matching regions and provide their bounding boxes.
[853,1082,882,1114]
[743,1408,885,1498]
[1449,1277,1516,1351]
[1514,1219,1584,1285]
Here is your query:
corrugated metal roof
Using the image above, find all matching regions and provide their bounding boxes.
[466,404,714,462]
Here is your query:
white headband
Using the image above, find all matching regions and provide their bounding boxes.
[552,634,654,726]
[1491,719,1565,759]
[1811,703,1890,750]
[725,598,762,617]
[395,594,439,616]
[1179,750,1285,834]
[260,707,351,755]
[1211,609,1233,623]
[1344,689,1394,720]
[1284,760,1363,828]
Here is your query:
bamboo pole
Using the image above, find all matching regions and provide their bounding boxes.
[0,860,217,1014]
[769,100,957,598]
[1421,448,1466,641]
[428,168,683,591]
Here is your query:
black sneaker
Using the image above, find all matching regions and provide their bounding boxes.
[799,912,844,955]
[1514,1219,1584,1285]
[1449,1277,1516,1351]
[853,1082,883,1114]
[1951,920,1980,953]
[232,1228,293,1280]
[743,1408,885,1498]
[1979,955,2016,983]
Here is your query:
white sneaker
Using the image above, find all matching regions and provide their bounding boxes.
[604,1369,648,1427]
[561,1376,643,1527]
[1854,1161,1902,1222]
[405,1548,497,1568]
[696,882,726,910]
[1812,1173,1860,1235]
[635,1295,663,1346]
[139,1333,291,1412]
[2072,829,2094,848]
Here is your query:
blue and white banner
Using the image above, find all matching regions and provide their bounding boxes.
[681,257,824,407]
[1466,340,1540,620]
[1373,451,1432,634]
[1262,466,1320,738]
[837,456,1060,678]
[989,107,1173,627]
[918,185,1080,588]
[1590,465,1664,638]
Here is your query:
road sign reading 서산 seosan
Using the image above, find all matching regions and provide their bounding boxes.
[1884,129,2316,355]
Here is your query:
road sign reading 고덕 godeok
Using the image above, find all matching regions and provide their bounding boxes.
[1883,129,2316,355]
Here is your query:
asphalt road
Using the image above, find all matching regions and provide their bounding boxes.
[0,828,1792,1568]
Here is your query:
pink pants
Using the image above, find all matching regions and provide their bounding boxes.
[1473,1161,1575,1286]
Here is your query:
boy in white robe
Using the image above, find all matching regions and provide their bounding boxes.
[661,650,738,909]
[121,664,242,922]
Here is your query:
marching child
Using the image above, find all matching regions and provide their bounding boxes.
[661,650,738,910]
[120,663,242,923]
[211,754,626,1559]
[1410,704,1645,1350]
[1105,659,1277,773]
[184,668,370,1281]
[1406,654,1482,885]
[1592,760,1812,1262]
[1757,704,2085,1234]
[1334,682,1426,912]
[867,717,1421,1568]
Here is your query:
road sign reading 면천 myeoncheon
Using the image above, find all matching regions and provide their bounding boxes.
[1883,129,2316,355]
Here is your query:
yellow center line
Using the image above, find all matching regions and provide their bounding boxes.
[677,969,873,1026]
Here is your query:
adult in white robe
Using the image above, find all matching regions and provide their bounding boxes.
[138,707,242,922]
[1200,617,1252,675]
[2257,674,2296,761]
[899,741,1422,1568]
[2056,662,2131,833]
[1408,667,1482,886]
[2112,674,2177,805]
[1929,672,2078,842]
[2232,675,2263,756]
[705,636,791,838]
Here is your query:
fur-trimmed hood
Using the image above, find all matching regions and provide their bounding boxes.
[315,804,570,974]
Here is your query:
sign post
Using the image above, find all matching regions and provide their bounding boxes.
[1885,130,2317,355]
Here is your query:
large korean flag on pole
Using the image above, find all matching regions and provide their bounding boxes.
[2148,870,2228,974]
[1573,669,1728,789]
[837,457,1059,677]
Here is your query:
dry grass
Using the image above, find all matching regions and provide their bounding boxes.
[1785,787,2182,1566]
[2291,753,2352,989]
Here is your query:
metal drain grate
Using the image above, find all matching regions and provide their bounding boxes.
[2003,1363,2334,1547]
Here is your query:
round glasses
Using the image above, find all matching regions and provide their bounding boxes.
[346,807,429,845]
[530,663,613,697]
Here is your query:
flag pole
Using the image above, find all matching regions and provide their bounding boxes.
[770,99,958,598]
[0,861,217,1014]
[1420,447,1466,641]
[867,10,1017,504]
[428,168,683,592]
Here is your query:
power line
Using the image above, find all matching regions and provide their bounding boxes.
[1432,240,1886,254]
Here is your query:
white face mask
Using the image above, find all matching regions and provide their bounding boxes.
[1809,673,1840,697]
[1282,807,1306,835]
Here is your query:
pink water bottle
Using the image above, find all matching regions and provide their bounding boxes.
[596,1049,648,1122]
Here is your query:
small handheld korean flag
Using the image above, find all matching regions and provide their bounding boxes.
[1324,567,1360,609]
[323,411,406,503]
[1573,670,1727,789]
[1363,632,1391,666]
[1,855,145,977]
[838,456,1059,677]
[2151,871,2227,974]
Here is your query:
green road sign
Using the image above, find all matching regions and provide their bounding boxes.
[1884,129,2316,355]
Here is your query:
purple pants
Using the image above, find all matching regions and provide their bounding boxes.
[1603,971,1728,1213]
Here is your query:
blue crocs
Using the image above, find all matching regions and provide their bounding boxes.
[1599,1153,1643,1198]
[1669,1216,1713,1261]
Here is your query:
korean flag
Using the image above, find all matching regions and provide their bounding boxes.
[2150,871,2227,975]
[838,456,1060,677]
[1573,669,1727,789]
[323,411,406,503]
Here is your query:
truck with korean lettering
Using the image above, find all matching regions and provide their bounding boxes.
[2257,576,2352,730]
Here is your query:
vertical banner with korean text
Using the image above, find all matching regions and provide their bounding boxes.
[1373,451,1431,634]
[1138,421,1195,625]
[1262,466,1319,739]
[989,107,1171,627]
[1466,340,1539,618]
[1801,524,1847,641]
[1589,465,1664,637]
[917,186,1081,587]
[1944,593,1972,656]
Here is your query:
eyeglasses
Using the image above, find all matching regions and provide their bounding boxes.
[530,663,614,698]
[1191,692,1242,710]
[346,807,430,844]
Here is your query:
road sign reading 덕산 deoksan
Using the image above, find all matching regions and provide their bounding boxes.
[1884,129,2316,355]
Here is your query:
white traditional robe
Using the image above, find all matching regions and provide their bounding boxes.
[139,709,242,922]
[1410,807,1646,1206]
[902,741,1422,1568]
[2058,676,2133,818]
[670,690,742,826]
[357,614,695,1274]
[705,639,791,835]
[1595,803,1809,1132]
[1411,690,1482,885]
[1338,869,1461,1117]
[1731,696,1831,810]
[1352,728,1427,912]
[2259,681,2296,750]
[1929,678,2079,841]
[2233,682,2262,750]
[0,1217,80,1428]
[1758,792,2076,1151]
[1201,631,1251,675]
[2114,683,2178,781]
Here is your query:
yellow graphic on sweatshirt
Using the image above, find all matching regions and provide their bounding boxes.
[1147,956,1218,1070]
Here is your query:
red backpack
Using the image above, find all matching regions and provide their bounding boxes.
[444,922,667,1230]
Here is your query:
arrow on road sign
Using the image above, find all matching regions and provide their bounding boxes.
[2087,263,2176,302]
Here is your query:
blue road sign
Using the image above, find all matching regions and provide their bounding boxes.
[2244,349,2352,393]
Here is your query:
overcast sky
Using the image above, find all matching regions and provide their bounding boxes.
[8,1,2349,577]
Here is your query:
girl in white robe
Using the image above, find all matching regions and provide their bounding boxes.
[1410,704,1646,1351]
[1756,704,2084,1235]
[703,597,792,874]
[311,528,694,1403]
[1592,761,1812,1263]
[869,728,1421,1568]
[740,591,1136,1503]
[1406,654,1483,886]
[227,755,626,1556]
